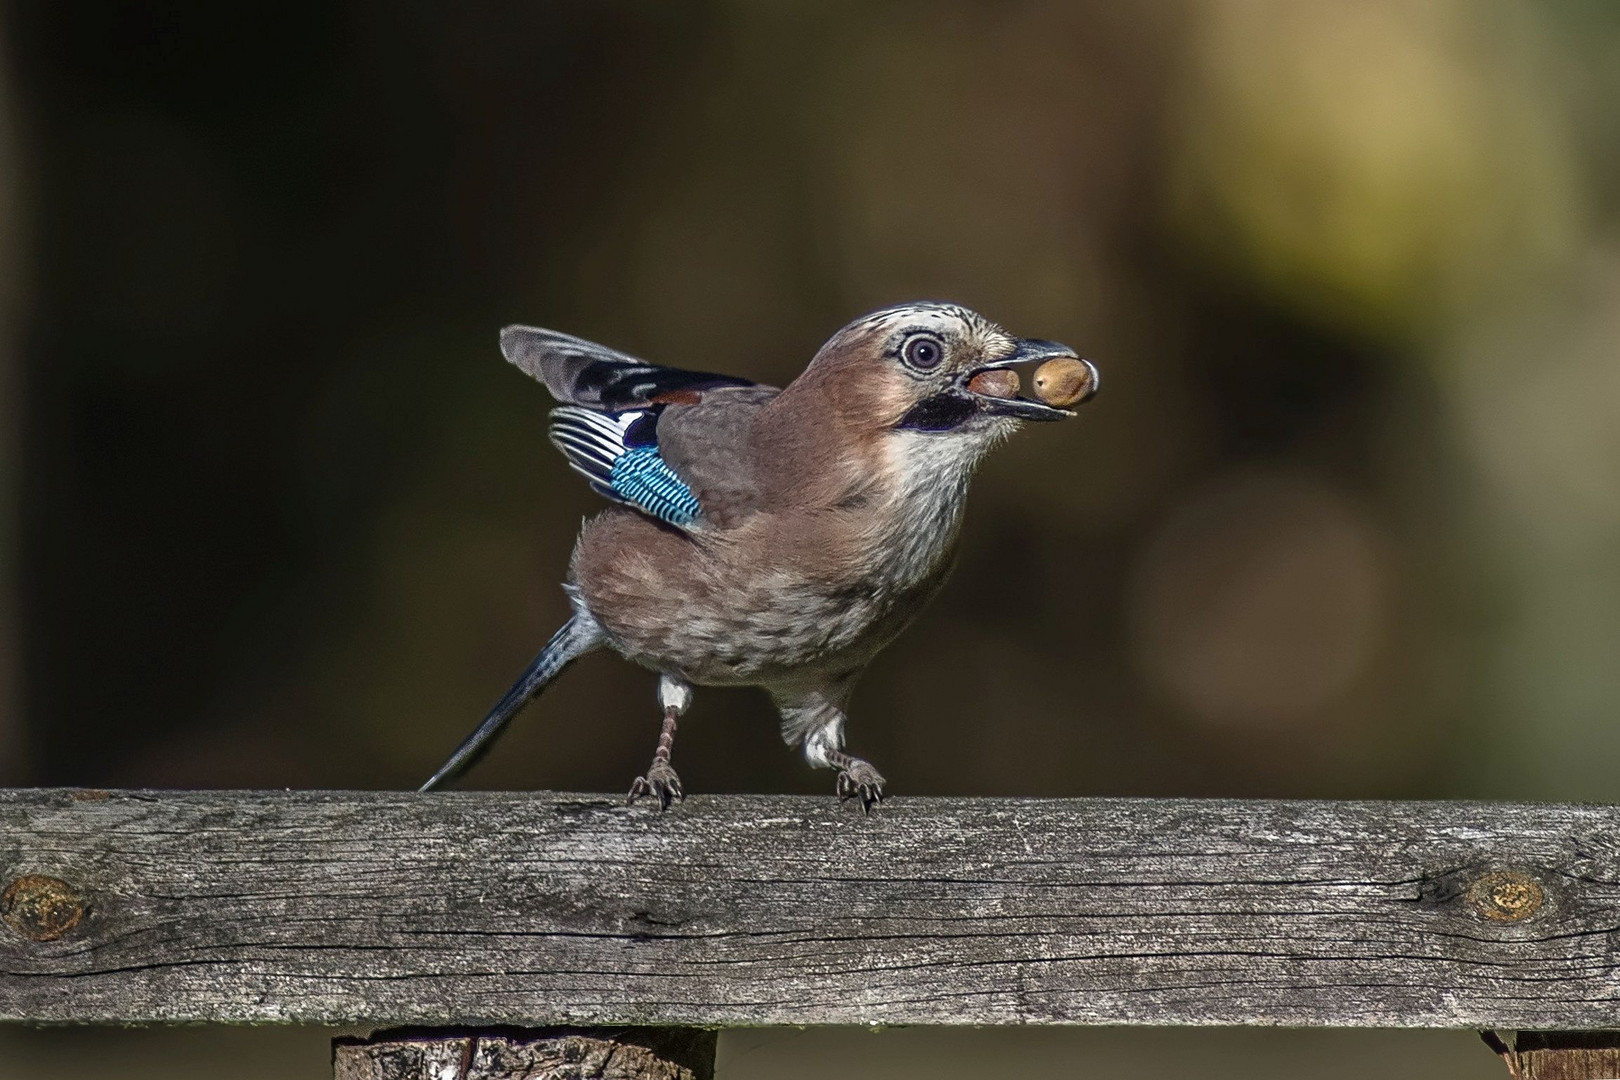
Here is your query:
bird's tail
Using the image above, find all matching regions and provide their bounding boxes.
[419,611,604,791]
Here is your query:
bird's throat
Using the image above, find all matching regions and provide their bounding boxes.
[870,430,982,591]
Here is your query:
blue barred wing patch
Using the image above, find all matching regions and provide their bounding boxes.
[548,405,701,529]
[608,446,701,526]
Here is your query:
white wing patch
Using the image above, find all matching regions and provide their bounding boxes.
[548,406,639,487]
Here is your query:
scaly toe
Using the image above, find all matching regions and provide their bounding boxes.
[834,760,887,813]
[627,761,684,811]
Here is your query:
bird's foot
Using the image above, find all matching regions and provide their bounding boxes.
[627,758,684,811]
[834,757,886,813]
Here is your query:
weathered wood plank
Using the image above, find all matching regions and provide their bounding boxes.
[333,1027,717,1080]
[1,789,1619,1028]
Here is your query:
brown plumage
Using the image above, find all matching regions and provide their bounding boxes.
[420,302,1098,809]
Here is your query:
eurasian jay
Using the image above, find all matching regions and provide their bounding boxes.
[420,302,1098,809]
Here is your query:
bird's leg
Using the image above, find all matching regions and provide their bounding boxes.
[628,673,691,810]
[787,693,885,813]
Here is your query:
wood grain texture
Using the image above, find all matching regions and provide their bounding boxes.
[1487,1031,1620,1079]
[3,789,1620,1028]
[333,1028,717,1080]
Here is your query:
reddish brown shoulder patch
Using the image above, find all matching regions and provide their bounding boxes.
[650,390,703,406]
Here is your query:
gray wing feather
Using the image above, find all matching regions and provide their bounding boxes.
[500,325,758,411]
[654,386,781,527]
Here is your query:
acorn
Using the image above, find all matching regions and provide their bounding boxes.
[966,368,1020,399]
[1032,356,1095,408]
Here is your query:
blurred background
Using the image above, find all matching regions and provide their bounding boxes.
[2,0,1618,1075]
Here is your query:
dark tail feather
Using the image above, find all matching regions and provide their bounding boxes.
[419,613,603,792]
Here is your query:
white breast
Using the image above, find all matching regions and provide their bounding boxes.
[872,429,996,590]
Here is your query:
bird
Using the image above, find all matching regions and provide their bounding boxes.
[419,301,1098,810]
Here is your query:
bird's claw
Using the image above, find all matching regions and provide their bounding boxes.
[835,758,886,813]
[627,759,684,810]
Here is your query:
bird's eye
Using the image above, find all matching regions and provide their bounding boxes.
[902,335,945,371]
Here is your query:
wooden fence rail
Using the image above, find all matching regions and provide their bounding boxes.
[2,789,1620,1076]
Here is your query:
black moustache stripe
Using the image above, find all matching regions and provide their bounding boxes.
[896,391,978,432]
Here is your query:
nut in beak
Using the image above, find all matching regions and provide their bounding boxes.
[1032,356,1097,408]
[966,368,1020,399]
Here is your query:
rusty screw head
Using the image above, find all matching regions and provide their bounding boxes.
[1467,869,1544,922]
[2,875,85,941]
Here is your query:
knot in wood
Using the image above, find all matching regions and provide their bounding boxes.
[2,874,85,941]
[1467,869,1543,922]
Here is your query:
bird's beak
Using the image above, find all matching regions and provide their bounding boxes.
[960,339,1098,421]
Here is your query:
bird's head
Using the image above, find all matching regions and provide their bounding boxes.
[798,302,1097,450]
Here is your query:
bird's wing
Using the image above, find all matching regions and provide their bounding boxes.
[501,325,759,411]
[547,389,777,531]
[648,387,780,527]
[507,325,778,530]
[548,407,701,528]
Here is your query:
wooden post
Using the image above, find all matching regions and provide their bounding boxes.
[334,1027,716,1080]
[1485,1032,1620,1080]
